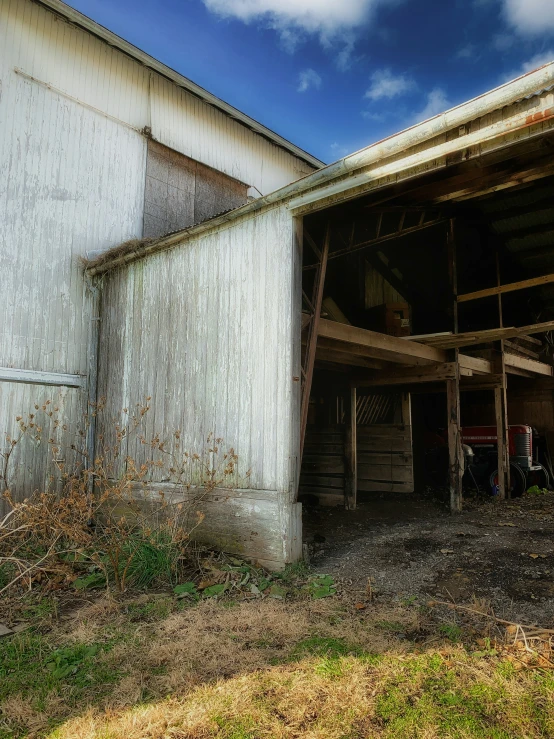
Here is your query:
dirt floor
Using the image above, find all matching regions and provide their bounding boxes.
[303,490,554,627]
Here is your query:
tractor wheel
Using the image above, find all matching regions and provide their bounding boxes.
[526,463,550,491]
[489,463,526,498]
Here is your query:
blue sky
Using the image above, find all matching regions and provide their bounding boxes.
[66,0,554,164]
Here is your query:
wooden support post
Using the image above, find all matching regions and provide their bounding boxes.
[447,218,463,512]
[494,381,510,500]
[344,386,357,510]
[447,371,463,513]
[494,246,510,500]
[299,223,331,461]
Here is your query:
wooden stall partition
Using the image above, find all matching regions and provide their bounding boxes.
[357,393,414,493]
[299,425,346,505]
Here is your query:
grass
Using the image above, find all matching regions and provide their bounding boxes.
[0,590,552,738]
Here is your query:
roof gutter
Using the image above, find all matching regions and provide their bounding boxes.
[33,0,324,170]
[285,62,554,213]
[87,62,554,276]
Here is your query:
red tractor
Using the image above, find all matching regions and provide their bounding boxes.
[425,424,550,496]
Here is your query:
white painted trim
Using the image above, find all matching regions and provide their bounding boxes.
[14,68,143,134]
[0,367,84,387]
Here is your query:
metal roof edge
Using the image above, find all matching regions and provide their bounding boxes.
[87,62,554,276]
[32,0,325,170]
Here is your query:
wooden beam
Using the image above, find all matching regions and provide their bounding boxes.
[505,366,535,378]
[433,162,554,203]
[504,352,553,377]
[447,370,463,513]
[408,377,504,393]
[458,354,493,374]
[457,273,554,304]
[315,347,384,370]
[403,320,554,349]
[504,340,540,359]
[461,373,504,389]
[300,223,330,462]
[344,387,357,511]
[318,319,447,365]
[355,363,472,388]
[303,217,447,270]
[317,337,439,366]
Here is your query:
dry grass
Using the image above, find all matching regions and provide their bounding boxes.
[81,237,157,270]
[1,593,553,738]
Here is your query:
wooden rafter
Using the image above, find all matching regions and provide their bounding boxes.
[303,212,446,271]
[457,273,554,303]
[354,363,472,387]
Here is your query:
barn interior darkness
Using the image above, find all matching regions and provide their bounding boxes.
[299,132,554,511]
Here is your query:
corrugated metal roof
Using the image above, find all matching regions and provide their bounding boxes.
[35,0,324,171]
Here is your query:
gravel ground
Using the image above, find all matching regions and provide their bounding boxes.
[303,490,554,626]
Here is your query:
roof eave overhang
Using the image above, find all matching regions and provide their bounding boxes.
[86,63,554,276]
[33,0,324,170]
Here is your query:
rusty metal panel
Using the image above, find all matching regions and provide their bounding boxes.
[97,205,297,496]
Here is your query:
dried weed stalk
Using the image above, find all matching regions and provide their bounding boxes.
[0,400,246,593]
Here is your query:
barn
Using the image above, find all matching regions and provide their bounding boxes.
[0,0,320,506]
[86,62,554,569]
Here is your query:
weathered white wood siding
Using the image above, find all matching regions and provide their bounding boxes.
[0,0,313,506]
[150,75,313,194]
[97,206,302,566]
[1,0,314,198]
[0,0,147,500]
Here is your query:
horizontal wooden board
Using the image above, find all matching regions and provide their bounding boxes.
[304,443,344,455]
[299,475,345,490]
[357,452,413,466]
[302,459,345,474]
[358,464,413,483]
[298,486,345,498]
[358,438,412,452]
[358,481,414,493]
[357,424,409,437]
[306,424,344,435]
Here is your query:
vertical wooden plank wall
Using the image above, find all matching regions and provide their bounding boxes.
[97,206,301,567]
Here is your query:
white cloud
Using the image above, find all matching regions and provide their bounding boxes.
[362,110,388,122]
[412,88,451,124]
[456,43,475,60]
[201,0,403,56]
[330,141,350,157]
[492,32,514,51]
[502,0,554,34]
[504,50,554,82]
[364,68,415,101]
[297,68,322,92]
[335,35,357,71]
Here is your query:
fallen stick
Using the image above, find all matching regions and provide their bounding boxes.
[429,600,554,636]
